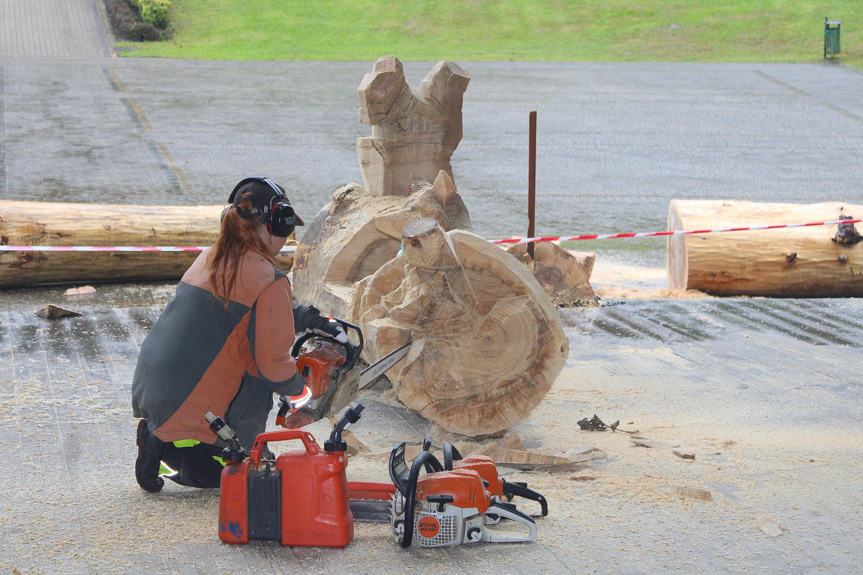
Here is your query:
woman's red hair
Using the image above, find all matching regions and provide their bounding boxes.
[207,196,279,307]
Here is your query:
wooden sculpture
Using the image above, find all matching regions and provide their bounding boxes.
[505,242,599,307]
[293,58,568,436]
[357,56,470,197]
[354,219,569,436]
[292,170,472,319]
[668,200,863,297]
[352,218,569,437]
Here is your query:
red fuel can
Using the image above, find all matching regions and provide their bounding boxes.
[218,428,353,547]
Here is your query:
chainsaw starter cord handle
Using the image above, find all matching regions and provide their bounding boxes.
[399,450,443,548]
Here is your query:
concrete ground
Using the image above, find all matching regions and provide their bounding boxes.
[1,1,862,574]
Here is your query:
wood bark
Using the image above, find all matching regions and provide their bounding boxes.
[505,242,598,307]
[357,56,470,197]
[0,200,294,288]
[352,219,568,437]
[667,200,863,297]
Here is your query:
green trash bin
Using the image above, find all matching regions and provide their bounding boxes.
[825,18,841,58]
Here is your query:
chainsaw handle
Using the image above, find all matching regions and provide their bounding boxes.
[483,502,537,543]
[248,429,320,465]
[290,318,363,372]
[394,449,444,548]
[443,442,463,471]
[502,480,548,517]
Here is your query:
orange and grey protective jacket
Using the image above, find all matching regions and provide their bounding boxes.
[131,247,303,450]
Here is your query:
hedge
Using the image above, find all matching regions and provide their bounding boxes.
[104,0,170,42]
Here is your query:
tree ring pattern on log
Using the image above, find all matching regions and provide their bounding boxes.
[355,229,568,437]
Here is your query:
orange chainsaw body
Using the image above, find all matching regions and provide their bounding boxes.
[416,469,491,513]
[451,455,506,500]
[297,347,345,397]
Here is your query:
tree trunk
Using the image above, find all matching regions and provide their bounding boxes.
[667,200,863,297]
[0,200,294,288]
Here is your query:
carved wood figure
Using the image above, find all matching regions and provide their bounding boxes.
[293,58,568,436]
[292,170,472,319]
[668,200,863,297]
[357,56,470,197]
[506,242,599,307]
[352,219,569,437]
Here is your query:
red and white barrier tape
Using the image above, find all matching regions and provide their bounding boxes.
[0,245,298,253]
[491,218,861,245]
[0,218,858,251]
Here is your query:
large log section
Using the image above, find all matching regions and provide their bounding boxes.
[0,200,294,288]
[352,219,569,437]
[667,200,863,297]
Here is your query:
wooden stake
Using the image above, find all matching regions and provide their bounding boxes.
[527,111,537,261]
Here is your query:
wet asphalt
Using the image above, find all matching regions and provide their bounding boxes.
[1,1,863,574]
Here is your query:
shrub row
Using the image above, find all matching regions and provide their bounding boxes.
[104,0,170,42]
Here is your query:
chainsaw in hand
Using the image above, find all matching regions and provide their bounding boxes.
[277,318,411,429]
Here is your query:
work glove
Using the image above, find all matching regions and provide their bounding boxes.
[293,304,348,343]
[307,315,348,343]
[278,370,311,414]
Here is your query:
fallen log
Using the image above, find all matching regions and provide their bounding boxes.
[667,200,863,297]
[0,200,294,288]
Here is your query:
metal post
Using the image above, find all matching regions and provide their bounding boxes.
[527,111,537,261]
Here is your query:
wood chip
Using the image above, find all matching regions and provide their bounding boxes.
[672,486,712,501]
[35,305,82,319]
[498,430,526,451]
[673,449,696,460]
[480,446,603,471]
[64,285,97,296]
[342,429,367,456]
[755,514,783,537]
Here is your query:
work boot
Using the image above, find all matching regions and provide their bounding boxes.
[136,419,165,493]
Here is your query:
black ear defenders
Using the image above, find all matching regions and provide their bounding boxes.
[226,176,305,238]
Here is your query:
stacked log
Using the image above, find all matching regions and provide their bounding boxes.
[667,200,863,297]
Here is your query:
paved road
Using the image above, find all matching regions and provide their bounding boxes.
[1,2,862,574]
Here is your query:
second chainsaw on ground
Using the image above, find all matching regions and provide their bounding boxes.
[386,442,538,547]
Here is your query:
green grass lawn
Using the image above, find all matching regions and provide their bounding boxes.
[123,0,861,67]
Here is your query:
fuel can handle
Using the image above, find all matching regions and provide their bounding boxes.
[248,429,320,465]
